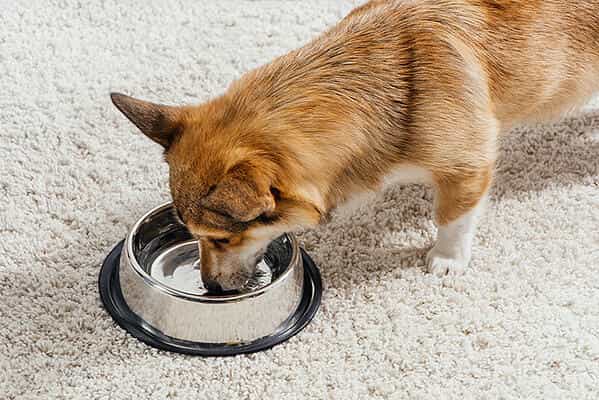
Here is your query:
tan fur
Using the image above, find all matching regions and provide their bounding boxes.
[112,0,599,289]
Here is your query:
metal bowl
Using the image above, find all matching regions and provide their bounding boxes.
[99,203,322,356]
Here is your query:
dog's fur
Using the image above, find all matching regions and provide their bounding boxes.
[112,0,599,290]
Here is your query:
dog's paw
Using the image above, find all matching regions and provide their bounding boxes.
[426,248,468,277]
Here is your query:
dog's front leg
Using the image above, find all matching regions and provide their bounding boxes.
[426,166,493,276]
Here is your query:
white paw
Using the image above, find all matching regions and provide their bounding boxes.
[426,248,469,277]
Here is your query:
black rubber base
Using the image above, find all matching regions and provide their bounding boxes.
[98,241,322,356]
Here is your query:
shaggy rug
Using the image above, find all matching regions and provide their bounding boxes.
[1,1,598,399]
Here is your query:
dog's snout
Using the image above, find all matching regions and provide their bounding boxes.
[203,278,224,294]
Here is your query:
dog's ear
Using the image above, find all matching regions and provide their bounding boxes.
[110,93,182,148]
[202,164,276,223]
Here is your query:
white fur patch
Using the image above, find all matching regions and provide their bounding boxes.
[334,164,433,217]
[427,195,488,276]
[295,183,327,213]
[381,164,434,189]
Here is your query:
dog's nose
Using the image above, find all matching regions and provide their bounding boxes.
[203,278,224,294]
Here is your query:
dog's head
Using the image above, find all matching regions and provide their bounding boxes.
[111,93,324,291]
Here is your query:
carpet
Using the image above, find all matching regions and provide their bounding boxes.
[1,1,598,399]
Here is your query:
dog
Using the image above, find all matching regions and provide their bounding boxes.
[111,0,599,291]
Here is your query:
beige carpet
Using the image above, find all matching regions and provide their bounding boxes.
[1,1,598,399]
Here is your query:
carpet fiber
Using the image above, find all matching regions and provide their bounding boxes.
[1,1,598,399]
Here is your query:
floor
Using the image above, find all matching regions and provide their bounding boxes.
[1,1,598,399]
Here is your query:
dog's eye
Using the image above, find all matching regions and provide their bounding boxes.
[270,186,281,200]
[257,212,277,224]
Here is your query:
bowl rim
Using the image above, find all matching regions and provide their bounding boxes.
[125,202,301,303]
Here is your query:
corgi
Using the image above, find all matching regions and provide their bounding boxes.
[112,0,599,291]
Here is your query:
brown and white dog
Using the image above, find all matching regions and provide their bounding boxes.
[112,0,599,291]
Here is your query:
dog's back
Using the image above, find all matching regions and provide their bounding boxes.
[469,0,599,125]
[351,1,599,124]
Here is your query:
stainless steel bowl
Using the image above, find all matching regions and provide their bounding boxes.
[99,202,322,356]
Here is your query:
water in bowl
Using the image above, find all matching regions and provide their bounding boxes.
[148,240,272,296]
